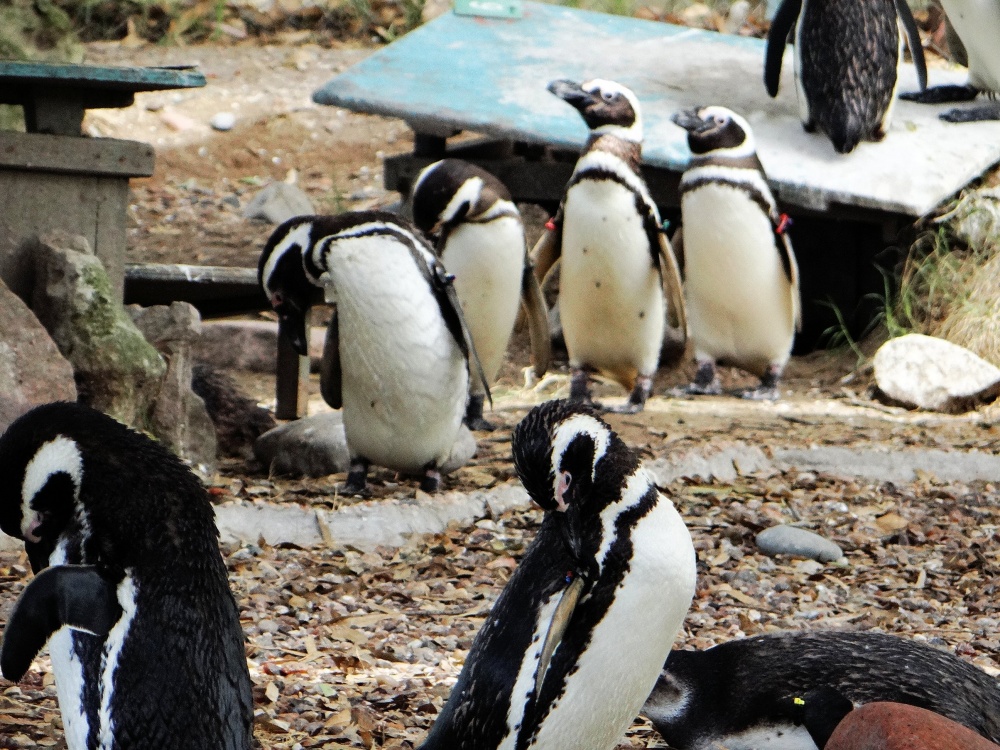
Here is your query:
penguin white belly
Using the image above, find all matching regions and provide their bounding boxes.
[529,477,696,750]
[441,218,525,388]
[943,0,1000,92]
[682,185,795,373]
[330,236,468,471]
[559,181,665,383]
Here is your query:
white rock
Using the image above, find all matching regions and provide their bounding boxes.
[873,333,1000,412]
[242,182,315,224]
[210,112,237,131]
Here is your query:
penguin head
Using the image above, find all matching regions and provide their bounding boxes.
[0,403,88,573]
[672,105,757,158]
[411,159,480,237]
[512,400,614,514]
[549,78,643,142]
[259,216,322,355]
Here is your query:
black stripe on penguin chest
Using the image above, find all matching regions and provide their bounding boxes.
[566,169,661,272]
[517,481,659,746]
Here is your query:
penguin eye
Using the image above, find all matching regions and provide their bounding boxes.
[713,115,728,127]
[270,291,284,308]
[602,91,616,103]
[555,471,572,511]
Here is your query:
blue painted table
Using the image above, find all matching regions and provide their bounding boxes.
[312,3,1000,348]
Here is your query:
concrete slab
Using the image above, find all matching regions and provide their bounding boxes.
[772,446,1000,484]
[313,2,1000,216]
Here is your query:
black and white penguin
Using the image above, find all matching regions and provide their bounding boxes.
[671,105,801,400]
[532,79,686,413]
[410,159,551,431]
[643,630,1000,750]
[900,0,1000,122]
[420,399,696,750]
[258,210,489,494]
[764,0,927,153]
[0,402,253,750]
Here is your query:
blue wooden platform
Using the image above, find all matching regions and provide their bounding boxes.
[314,1,1000,218]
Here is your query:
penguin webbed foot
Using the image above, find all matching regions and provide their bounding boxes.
[343,458,371,497]
[464,393,498,432]
[740,366,783,401]
[420,464,442,494]
[672,360,721,397]
[606,375,652,414]
[900,84,979,105]
[940,102,1000,123]
[568,368,603,410]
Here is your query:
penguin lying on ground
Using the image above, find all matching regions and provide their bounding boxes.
[420,399,696,750]
[671,105,800,400]
[258,210,489,494]
[765,0,927,153]
[0,402,253,750]
[532,79,686,413]
[410,159,551,431]
[899,0,1000,122]
[642,630,1000,750]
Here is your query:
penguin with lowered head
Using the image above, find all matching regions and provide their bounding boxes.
[643,630,1000,750]
[671,105,800,400]
[419,399,696,750]
[410,158,551,431]
[532,78,686,413]
[258,210,489,494]
[0,402,253,750]
[765,0,927,153]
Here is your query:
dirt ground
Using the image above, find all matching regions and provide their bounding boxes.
[4,35,1000,750]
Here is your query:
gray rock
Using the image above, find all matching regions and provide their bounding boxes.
[0,276,77,432]
[242,182,314,225]
[31,232,166,429]
[873,333,1000,412]
[254,411,477,478]
[195,320,326,373]
[939,187,1000,251]
[756,524,844,563]
[128,302,217,474]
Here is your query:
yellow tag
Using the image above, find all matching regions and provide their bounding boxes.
[793,697,806,706]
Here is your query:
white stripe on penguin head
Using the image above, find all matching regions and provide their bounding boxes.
[21,436,83,540]
[261,221,313,293]
[550,414,611,506]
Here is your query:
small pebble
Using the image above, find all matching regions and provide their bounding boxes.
[210,112,237,131]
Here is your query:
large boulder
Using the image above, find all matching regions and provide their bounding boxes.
[0,277,77,433]
[825,702,1000,750]
[31,231,166,429]
[873,333,1000,412]
[128,302,217,474]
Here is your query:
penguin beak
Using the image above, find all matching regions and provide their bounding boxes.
[671,108,712,134]
[548,79,595,109]
[277,307,309,356]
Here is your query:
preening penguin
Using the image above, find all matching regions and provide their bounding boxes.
[0,402,253,750]
[672,105,800,400]
[643,630,1000,750]
[900,0,1000,122]
[764,0,927,153]
[420,399,696,750]
[410,159,551,431]
[258,210,489,494]
[532,78,686,413]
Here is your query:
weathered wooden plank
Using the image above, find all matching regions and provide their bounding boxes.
[314,1,1000,217]
[124,264,268,318]
[0,131,154,177]
[0,61,206,95]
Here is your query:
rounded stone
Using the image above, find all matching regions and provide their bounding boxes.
[755,524,844,563]
[210,112,237,131]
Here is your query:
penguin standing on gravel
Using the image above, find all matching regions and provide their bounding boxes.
[258,210,489,494]
[420,399,696,750]
[900,0,1000,122]
[532,79,686,413]
[764,0,927,153]
[0,402,253,750]
[643,630,1000,750]
[671,105,800,400]
[410,159,551,431]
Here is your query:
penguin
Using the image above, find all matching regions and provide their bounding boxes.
[671,105,801,400]
[258,210,490,494]
[764,0,928,153]
[899,0,1000,122]
[642,630,1000,750]
[410,159,551,431]
[0,402,253,750]
[532,78,687,413]
[420,399,696,750]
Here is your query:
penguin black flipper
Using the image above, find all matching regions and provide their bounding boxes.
[894,0,927,91]
[530,216,563,289]
[429,259,493,406]
[771,216,802,332]
[654,225,688,338]
[534,574,584,696]
[1,565,121,682]
[764,0,802,97]
[319,307,342,409]
[520,259,552,377]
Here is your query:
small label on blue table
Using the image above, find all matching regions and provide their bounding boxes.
[454,0,522,19]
